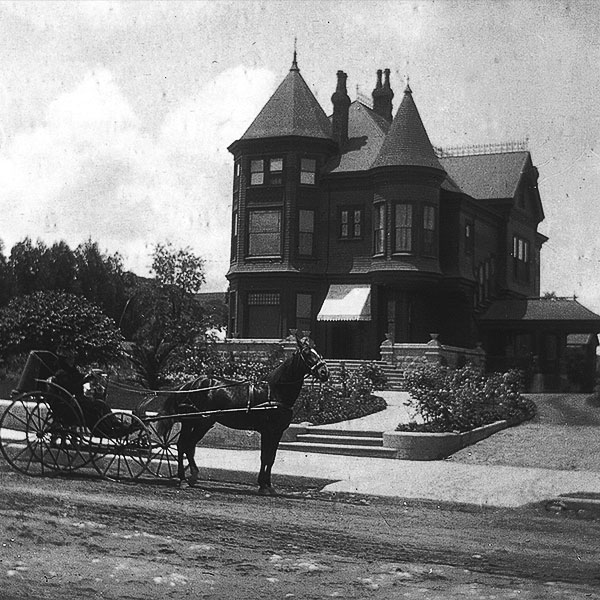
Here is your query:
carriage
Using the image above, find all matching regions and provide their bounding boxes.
[0,337,329,490]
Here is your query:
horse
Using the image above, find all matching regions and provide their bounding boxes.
[160,334,329,494]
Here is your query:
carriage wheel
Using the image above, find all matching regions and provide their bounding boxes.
[0,393,88,476]
[144,419,181,479]
[90,411,151,482]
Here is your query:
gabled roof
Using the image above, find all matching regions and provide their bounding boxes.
[240,60,332,141]
[372,85,444,172]
[441,151,529,199]
[480,297,600,327]
[327,101,390,173]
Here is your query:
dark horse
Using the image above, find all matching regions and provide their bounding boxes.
[160,335,329,494]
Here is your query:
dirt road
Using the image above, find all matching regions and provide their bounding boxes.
[1,464,599,600]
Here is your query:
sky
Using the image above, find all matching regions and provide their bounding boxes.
[1,0,600,311]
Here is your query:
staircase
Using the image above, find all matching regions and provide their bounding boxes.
[279,428,397,459]
[325,359,406,391]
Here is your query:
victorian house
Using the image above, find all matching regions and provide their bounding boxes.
[225,54,600,391]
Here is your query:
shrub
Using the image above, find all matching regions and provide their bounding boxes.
[292,381,387,425]
[400,362,535,433]
[0,291,124,365]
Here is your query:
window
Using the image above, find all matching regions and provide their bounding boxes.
[512,234,530,282]
[298,209,315,256]
[248,210,281,256]
[300,158,317,185]
[233,160,241,190]
[465,221,474,255]
[268,157,283,185]
[374,203,386,255]
[228,291,237,336]
[423,205,436,255]
[394,204,413,252]
[247,292,281,338]
[231,210,238,261]
[250,159,264,185]
[250,157,284,186]
[296,293,312,334]
[340,209,362,239]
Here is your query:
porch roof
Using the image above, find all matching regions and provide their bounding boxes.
[479,297,600,332]
[317,284,371,321]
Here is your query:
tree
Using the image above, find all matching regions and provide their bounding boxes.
[0,291,124,365]
[39,241,77,292]
[0,240,12,306]
[124,244,208,389]
[74,240,128,322]
[8,237,46,297]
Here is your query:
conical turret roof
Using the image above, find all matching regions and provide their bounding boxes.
[240,57,332,141]
[373,84,444,171]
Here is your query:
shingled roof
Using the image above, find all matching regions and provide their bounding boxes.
[240,57,332,141]
[480,297,600,329]
[372,84,444,172]
[441,151,529,199]
[327,101,390,173]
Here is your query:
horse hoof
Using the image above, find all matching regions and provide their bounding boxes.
[258,486,278,496]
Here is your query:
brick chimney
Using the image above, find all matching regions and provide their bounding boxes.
[372,68,394,122]
[331,70,351,146]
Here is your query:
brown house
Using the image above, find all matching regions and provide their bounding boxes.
[226,55,600,390]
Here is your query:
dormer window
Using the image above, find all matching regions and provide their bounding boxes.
[300,158,317,185]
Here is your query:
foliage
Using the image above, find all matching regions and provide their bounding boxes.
[74,240,127,322]
[0,291,124,365]
[203,348,286,383]
[123,244,208,389]
[292,380,387,425]
[400,362,536,433]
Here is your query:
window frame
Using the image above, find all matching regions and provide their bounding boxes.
[295,292,313,334]
[422,204,437,256]
[373,203,386,255]
[249,156,285,187]
[247,208,282,257]
[393,203,413,253]
[464,220,475,255]
[512,234,531,283]
[339,207,363,240]
[300,157,317,186]
[298,209,315,257]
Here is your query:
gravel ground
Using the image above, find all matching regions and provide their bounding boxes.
[448,394,600,472]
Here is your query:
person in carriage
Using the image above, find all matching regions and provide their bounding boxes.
[51,345,132,437]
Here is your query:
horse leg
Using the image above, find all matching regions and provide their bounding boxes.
[258,429,285,495]
[176,422,191,485]
[185,419,214,486]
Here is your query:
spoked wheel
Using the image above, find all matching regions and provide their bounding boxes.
[144,419,181,479]
[90,411,151,482]
[0,393,88,476]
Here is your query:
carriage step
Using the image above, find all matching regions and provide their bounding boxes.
[295,434,383,447]
[279,441,397,459]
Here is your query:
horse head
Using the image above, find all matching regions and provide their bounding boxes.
[295,333,329,383]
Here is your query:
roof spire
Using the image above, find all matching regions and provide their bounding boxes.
[291,37,299,71]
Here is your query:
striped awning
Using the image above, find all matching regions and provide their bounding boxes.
[317,284,371,321]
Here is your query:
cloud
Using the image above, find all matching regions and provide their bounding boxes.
[0,64,276,291]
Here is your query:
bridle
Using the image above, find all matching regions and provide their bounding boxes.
[298,346,328,381]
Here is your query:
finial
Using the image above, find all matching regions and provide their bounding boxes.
[405,74,412,94]
[291,37,299,71]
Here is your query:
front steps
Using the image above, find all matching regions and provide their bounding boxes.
[280,427,397,459]
[325,359,406,391]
